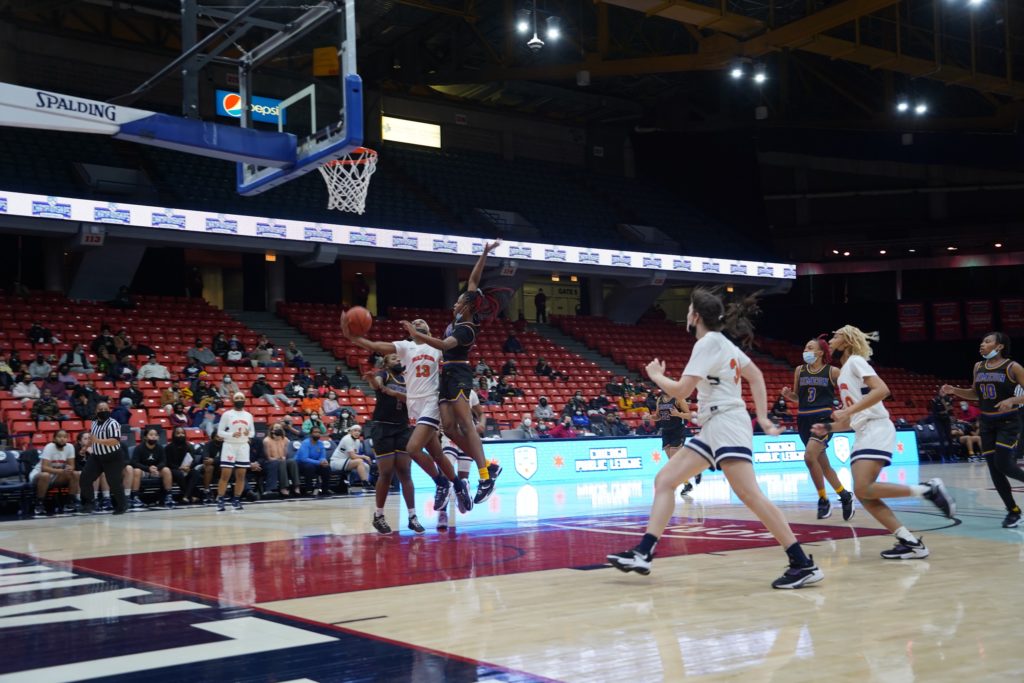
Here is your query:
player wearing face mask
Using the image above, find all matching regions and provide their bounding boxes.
[781,336,854,521]
[214,392,255,512]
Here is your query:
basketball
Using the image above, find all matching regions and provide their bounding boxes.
[346,306,372,336]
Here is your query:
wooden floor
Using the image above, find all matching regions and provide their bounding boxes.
[1,462,1022,682]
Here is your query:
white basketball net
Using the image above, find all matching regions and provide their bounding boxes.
[318,147,378,214]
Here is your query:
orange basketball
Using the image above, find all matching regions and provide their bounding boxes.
[346,306,373,336]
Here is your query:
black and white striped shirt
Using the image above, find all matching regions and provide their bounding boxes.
[90,418,122,455]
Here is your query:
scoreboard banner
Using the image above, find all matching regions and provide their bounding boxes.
[410,431,920,488]
[0,189,796,280]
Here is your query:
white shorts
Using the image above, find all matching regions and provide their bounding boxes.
[220,442,251,468]
[330,458,351,472]
[684,408,753,469]
[441,436,473,465]
[406,395,440,430]
[849,418,895,466]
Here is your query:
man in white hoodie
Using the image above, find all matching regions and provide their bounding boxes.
[215,392,254,512]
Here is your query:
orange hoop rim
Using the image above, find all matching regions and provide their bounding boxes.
[324,147,378,167]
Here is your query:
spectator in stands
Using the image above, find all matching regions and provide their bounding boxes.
[281,415,303,441]
[197,406,219,437]
[13,373,40,402]
[284,377,305,401]
[117,335,154,360]
[182,359,203,384]
[110,285,135,310]
[571,409,590,430]
[536,421,551,439]
[770,396,789,424]
[334,409,356,433]
[109,355,137,382]
[112,328,131,356]
[263,422,300,497]
[285,341,309,369]
[955,400,981,423]
[56,363,77,387]
[329,366,351,391]
[212,332,229,359]
[90,327,115,356]
[31,429,79,516]
[196,432,222,502]
[500,358,519,376]
[608,413,631,437]
[27,322,58,346]
[518,414,537,439]
[32,388,65,421]
[535,357,569,382]
[165,427,201,504]
[160,381,181,410]
[321,392,342,418]
[477,378,495,405]
[73,393,96,420]
[549,415,576,438]
[169,402,190,428]
[312,367,331,390]
[251,374,294,408]
[138,356,171,380]
[302,411,327,435]
[502,333,524,354]
[565,390,587,416]
[72,379,101,403]
[42,371,68,400]
[331,424,372,491]
[61,344,92,374]
[534,289,548,323]
[474,358,492,376]
[0,351,15,389]
[28,354,51,379]
[295,426,331,496]
[636,413,659,436]
[588,411,609,437]
[119,380,143,407]
[250,340,282,368]
[216,374,241,401]
[187,339,217,367]
[129,427,173,508]
[192,377,219,410]
[225,335,247,365]
[111,397,134,426]
[534,396,555,421]
[300,391,323,414]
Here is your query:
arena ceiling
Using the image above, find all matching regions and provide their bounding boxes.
[1,0,1022,130]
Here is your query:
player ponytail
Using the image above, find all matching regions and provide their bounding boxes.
[835,325,875,360]
[690,287,761,349]
[463,287,514,322]
[815,334,833,365]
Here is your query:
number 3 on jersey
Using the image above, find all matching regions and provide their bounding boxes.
[729,358,741,384]
[415,364,431,378]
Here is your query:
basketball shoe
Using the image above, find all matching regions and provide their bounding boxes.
[408,515,425,534]
[433,480,451,511]
[817,497,832,519]
[607,548,653,576]
[372,514,392,535]
[840,491,855,521]
[922,478,955,518]
[771,556,824,589]
[881,538,929,560]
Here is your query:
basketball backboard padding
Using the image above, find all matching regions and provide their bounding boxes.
[116,114,296,167]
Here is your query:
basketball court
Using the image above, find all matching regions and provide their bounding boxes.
[0,463,1021,681]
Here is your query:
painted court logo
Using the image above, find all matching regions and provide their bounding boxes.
[577,250,600,264]
[432,238,458,254]
[514,446,538,480]
[544,248,567,262]
[256,221,287,238]
[31,196,72,219]
[205,215,238,233]
[93,203,130,224]
[304,226,333,242]
[673,258,692,271]
[392,234,419,249]
[348,229,377,246]
[152,209,186,229]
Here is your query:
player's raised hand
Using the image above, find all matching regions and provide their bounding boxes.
[483,239,501,254]
[399,320,418,338]
[939,384,956,396]
[340,312,352,338]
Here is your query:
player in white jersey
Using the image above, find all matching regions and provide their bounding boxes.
[343,316,469,513]
[438,390,485,531]
[608,288,824,589]
[809,326,955,559]
[215,392,255,512]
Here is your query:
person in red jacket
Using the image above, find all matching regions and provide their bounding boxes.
[547,415,576,439]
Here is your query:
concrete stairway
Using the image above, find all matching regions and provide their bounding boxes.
[532,322,639,381]
[226,310,370,391]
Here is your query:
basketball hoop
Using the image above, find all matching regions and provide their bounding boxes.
[318,147,378,214]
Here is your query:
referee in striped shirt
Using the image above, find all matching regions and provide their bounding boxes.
[80,401,129,514]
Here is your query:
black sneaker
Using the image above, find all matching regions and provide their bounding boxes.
[880,538,929,560]
[408,515,426,534]
[840,492,855,521]
[33,501,47,517]
[61,504,78,515]
[473,477,496,504]
[487,461,503,480]
[455,479,473,513]
[606,548,653,576]
[1002,511,1021,528]
[694,473,702,485]
[372,514,392,535]
[680,482,693,496]
[216,496,227,512]
[130,496,145,509]
[231,497,243,511]
[816,497,832,519]
[433,481,451,511]
[771,557,824,589]
[100,497,114,512]
[164,494,175,509]
[922,478,955,519]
